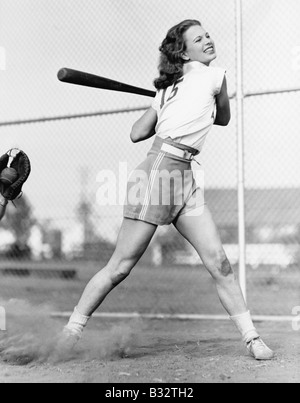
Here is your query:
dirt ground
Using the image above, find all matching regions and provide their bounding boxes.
[0,317,299,384]
[0,263,299,384]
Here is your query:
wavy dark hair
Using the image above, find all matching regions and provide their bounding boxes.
[154,19,202,90]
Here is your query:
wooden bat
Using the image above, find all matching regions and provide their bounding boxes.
[57,68,156,98]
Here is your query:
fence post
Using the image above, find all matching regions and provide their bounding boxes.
[235,0,247,300]
[0,305,6,331]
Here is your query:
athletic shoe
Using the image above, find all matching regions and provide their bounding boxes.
[53,327,81,360]
[247,337,275,360]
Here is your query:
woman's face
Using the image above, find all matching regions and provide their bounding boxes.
[182,25,217,65]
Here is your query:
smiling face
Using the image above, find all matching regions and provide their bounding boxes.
[182,25,217,66]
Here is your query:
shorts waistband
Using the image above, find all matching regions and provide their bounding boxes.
[152,136,200,161]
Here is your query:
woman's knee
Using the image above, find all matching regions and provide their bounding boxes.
[204,250,234,280]
[106,256,136,286]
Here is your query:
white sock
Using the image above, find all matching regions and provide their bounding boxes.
[230,311,259,344]
[64,307,90,337]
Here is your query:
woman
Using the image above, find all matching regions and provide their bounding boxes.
[63,20,274,360]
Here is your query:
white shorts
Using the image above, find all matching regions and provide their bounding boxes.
[123,136,206,226]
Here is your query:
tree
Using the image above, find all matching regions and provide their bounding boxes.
[76,199,95,246]
[1,196,35,258]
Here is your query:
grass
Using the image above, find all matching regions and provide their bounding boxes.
[0,260,299,316]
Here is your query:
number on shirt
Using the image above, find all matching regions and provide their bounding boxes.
[160,77,184,109]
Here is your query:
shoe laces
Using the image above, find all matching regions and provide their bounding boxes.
[248,337,267,350]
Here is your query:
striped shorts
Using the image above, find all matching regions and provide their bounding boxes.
[123,136,206,226]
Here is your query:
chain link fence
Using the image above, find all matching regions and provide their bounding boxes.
[0,0,299,317]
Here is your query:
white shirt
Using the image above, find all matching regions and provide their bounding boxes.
[152,61,226,152]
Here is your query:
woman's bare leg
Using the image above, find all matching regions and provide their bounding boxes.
[62,218,157,341]
[174,206,274,360]
[76,218,157,316]
[174,206,247,316]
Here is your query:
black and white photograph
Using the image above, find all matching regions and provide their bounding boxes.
[0,0,299,385]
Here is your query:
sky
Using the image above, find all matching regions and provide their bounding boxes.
[0,0,300,239]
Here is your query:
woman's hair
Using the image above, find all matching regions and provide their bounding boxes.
[154,19,202,91]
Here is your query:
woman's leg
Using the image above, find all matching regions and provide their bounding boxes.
[64,218,157,337]
[174,206,274,360]
[175,206,247,315]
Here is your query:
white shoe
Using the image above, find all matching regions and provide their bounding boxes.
[247,337,275,361]
[54,327,81,358]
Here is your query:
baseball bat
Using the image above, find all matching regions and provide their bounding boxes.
[57,68,156,98]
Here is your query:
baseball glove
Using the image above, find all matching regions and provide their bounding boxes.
[0,149,31,201]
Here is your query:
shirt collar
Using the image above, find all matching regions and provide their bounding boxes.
[183,61,208,75]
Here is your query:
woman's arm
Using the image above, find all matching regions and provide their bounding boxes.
[0,195,8,221]
[130,107,158,143]
[214,77,231,126]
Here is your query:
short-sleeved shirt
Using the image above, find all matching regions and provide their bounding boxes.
[152,61,226,152]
